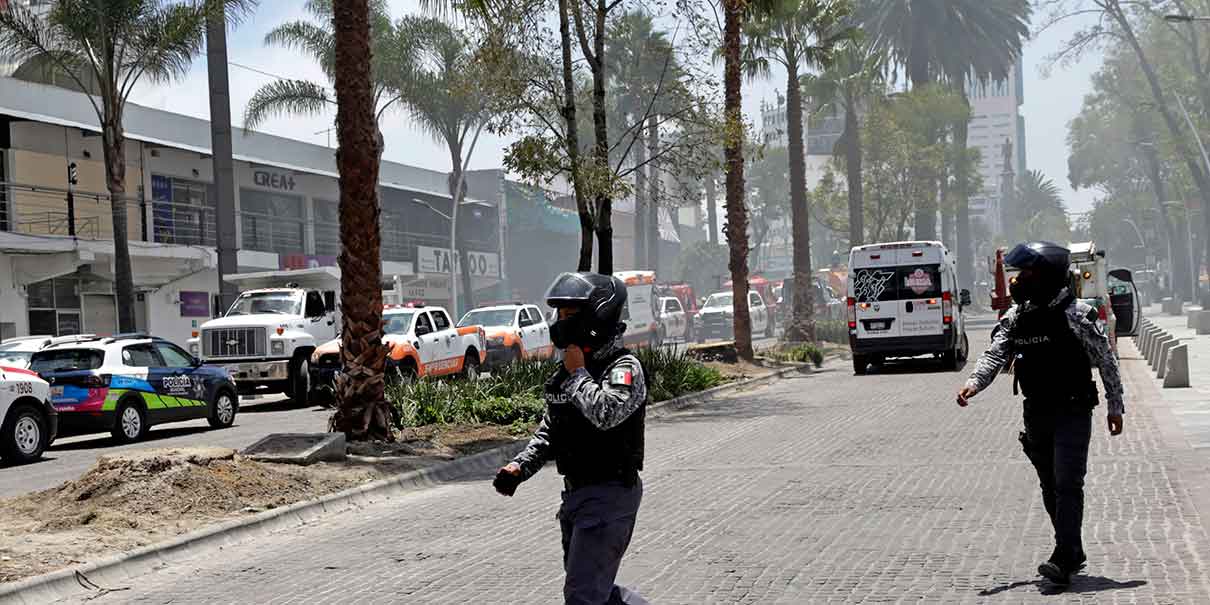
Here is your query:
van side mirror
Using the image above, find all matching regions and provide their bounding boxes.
[1108,269,1134,283]
[959,289,972,307]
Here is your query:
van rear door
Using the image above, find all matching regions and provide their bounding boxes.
[851,249,902,339]
[893,251,945,337]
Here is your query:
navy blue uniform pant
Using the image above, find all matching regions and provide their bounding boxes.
[558,479,646,605]
[1021,404,1092,565]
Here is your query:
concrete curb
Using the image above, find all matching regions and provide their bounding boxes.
[1,360,809,604]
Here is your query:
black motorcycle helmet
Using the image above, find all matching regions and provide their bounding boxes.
[544,272,628,349]
[1004,241,1071,304]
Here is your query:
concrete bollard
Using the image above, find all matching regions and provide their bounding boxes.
[1197,310,1210,336]
[1151,334,1174,368]
[1164,344,1191,388]
[1141,325,1158,352]
[1158,337,1180,378]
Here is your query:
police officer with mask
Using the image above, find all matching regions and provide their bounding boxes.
[493,272,649,605]
[956,241,1125,586]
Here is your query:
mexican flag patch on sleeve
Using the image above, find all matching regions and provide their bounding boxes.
[609,368,634,387]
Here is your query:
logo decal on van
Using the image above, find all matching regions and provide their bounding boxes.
[853,270,895,303]
[904,268,934,296]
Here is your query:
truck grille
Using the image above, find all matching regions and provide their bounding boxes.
[203,327,266,358]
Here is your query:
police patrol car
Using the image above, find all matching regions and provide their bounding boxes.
[1,365,56,463]
[29,334,239,443]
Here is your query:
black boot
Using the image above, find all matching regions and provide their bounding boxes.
[1038,549,1086,586]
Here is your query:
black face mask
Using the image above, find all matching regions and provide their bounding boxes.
[1010,275,1059,305]
[549,314,585,349]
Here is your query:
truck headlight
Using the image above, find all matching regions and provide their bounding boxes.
[189,343,199,356]
[271,340,285,355]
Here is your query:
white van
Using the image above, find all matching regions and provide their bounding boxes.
[847,241,971,374]
[613,271,663,349]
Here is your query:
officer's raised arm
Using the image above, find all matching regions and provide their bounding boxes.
[561,356,646,430]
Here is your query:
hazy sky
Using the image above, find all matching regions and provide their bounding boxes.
[129,1,1103,214]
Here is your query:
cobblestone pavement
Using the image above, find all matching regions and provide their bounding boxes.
[0,395,323,498]
[51,329,1210,604]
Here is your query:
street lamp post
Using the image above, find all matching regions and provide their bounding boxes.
[1165,14,1210,22]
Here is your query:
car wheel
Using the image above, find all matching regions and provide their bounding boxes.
[208,390,238,429]
[958,334,970,362]
[1,404,49,464]
[111,399,148,443]
[290,357,311,406]
[853,354,868,375]
[462,353,481,381]
[942,348,959,371]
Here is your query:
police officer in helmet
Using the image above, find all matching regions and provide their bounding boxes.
[494,272,649,605]
[957,241,1125,587]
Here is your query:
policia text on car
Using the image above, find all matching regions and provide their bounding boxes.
[956,241,1125,587]
[494,272,650,605]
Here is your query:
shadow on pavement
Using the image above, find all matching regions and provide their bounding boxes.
[49,425,214,451]
[863,357,968,376]
[238,398,327,414]
[979,576,1147,597]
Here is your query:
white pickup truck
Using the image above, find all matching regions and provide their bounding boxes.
[188,269,339,405]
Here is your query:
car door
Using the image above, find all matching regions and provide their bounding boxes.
[303,291,336,341]
[155,341,209,421]
[428,309,459,374]
[516,309,537,357]
[413,312,442,372]
[526,306,552,357]
[749,292,766,334]
[663,298,684,339]
[121,343,177,425]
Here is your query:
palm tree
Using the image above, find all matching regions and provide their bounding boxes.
[1012,169,1070,245]
[0,0,255,333]
[802,39,886,249]
[860,0,1031,247]
[395,16,498,316]
[721,0,754,360]
[745,0,857,343]
[328,0,393,441]
[244,0,410,133]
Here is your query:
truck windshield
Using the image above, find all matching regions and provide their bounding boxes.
[383,312,415,334]
[458,309,516,328]
[703,293,733,309]
[226,292,301,316]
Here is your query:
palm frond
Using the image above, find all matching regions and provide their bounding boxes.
[244,78,334,130]
[264,20,336,77]
[120,1,208,97]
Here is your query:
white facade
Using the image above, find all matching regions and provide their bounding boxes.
[966,61,1026,238]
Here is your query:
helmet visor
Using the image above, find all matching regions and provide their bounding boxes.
[544,272,596,307]
[1004,243,1042,271]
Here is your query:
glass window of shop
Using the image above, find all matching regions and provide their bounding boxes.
[240,189,305,255]
[26,277,82,336]
[152,175,217,246]
[313,199,339,256]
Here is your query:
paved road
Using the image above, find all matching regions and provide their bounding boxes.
[48,327,1210,603]
[0,395,327,499]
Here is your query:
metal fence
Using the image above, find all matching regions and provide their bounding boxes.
[241,212,305,255]
[152,200,217,246]
[3,180,146,240]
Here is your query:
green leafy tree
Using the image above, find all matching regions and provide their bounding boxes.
[0,0,256,332]
[745,0,857,342]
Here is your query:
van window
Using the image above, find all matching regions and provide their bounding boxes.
[852,265,943,301]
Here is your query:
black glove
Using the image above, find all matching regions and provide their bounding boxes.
[493,468,522,496]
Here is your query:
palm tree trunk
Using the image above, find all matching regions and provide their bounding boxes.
[908,65,937,240]
[558,0,593,271]
[706,171,719,246]
[843,92,863,247]
[634,123,647,268]
[100,111,137,333]
[723,0,753,360]
[647,116,660,274]
[784,58,815,343]
[448,148,474,317]
[330,0,391,441]
[953,108,973,291]
[940,165,953,248]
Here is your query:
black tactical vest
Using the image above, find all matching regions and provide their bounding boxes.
[548,347,645,482]
[1011,296,1098,408]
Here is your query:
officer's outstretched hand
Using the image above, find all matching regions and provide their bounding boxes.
[494,462,523,496]
[956,386,978,407]
[1108,414,1124,436]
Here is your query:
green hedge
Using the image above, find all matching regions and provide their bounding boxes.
[386,349,725,429]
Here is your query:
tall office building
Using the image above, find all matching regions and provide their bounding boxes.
[966,59,1027,239]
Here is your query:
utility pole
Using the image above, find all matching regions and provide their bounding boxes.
[206,1,239,314]
[66,162,77,237]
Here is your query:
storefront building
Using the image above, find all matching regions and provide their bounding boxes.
[0,77,503,344]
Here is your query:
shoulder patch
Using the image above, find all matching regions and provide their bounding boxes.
[609,368,634,387]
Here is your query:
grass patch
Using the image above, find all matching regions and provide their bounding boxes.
[768,343,824,368]
[386,349,726,429]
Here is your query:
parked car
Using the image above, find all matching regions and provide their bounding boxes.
[31,334,238,443]
[659,296,692,342]
[0,365,56,464]
[312,305,487,389]
[776,278,844,323]
[459,304,553,367]
[696,290,773,342]
[0,335,60,369]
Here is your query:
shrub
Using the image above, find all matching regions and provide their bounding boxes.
[635,346,727,402]
[770,343,824,368]
[815,320,849,344]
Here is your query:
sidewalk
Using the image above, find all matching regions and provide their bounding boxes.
[1139,304,1210,448]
